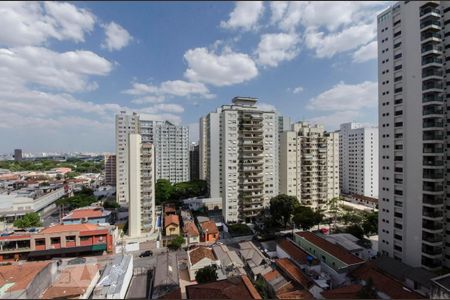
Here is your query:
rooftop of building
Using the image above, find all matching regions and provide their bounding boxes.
[183,221,199,237]
[277,239,312,265]
[0,261,51,295]
[239,241,266,268]
[188,246,217,265]
[94,255,132,297]
[199,220,218,234]
[350,262,424,299]
[351,194,378,203]
[164,214,179,227]
[275,258,313,289]
[62,207,111,220]
[40,223,109,234]
[212,244,244,268]
[373,256,435,288]
[432,273,450,291]
[185,275,261,299]
[320,284,363,299]
[295,231,364,266]
[41,264,100,299]
[323,233,364,252]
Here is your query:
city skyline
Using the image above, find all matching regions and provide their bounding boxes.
[0,1,388,153]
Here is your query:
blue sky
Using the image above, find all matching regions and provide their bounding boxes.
[0,1,389,153]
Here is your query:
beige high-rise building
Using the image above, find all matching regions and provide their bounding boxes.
[199,97,278,223]
[280,122,340,210]
[378,1,450,270]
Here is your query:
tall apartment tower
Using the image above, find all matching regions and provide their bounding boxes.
[115,112,139,206]
[280,122,340,210]
[104,154,116,186]
[339,123,379,198]
[116,112,189,191]
[378,1,450,270]
[190,143,200,181]
[199,97,279,223]
[139,117,190,183]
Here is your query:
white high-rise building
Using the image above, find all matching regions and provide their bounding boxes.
[279,122,340,210]
[378,1,450,270]
[339,123,379,198]
[139,117,190,183]
[199,97,278,223]
[116,112,189,193]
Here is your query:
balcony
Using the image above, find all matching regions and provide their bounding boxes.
[422,67,443,79]
[422,81,444,92]
[421,31,441,42]
[421,44,443,55]
[421,56,443,66]
[423,194,444,206]
[423,209,443,220]
[423,92,443,103]
[423,234,443,245]
[423,118,444,129]
[420,7,440,18]
[420,18,441,30]
[423,130,444,141]
[422,256,442,270]
[422,221,443,231]
[423,169,444,180]
[423,143,444,154]
[423,182,444,193]
[422,246,442,256]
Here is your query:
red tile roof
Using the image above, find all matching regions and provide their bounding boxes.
[67,208,104,219]
[275,258,313,289]
[321,284,362,299]
[40,223,100,234]
[164,215,179,227]
[186,276,261,299]
[183,221,199,237]
[160,288,182,299]
[41,264,99,299]
[350,262,424,299]
[277,289,314,299]
[295,232,363,265]
[189,247,216,265]
[277,239,310,265]
[0,261,50,293]
[263,269,282,282]
[200,220,219,234]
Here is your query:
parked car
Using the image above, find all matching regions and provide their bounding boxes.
[139,250,153,257]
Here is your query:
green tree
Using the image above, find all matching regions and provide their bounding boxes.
[292,206,321,230]
[103,200,120,209]
[269,194,299,228]
[328,196,343,232]
[345,224,365,240]
[357,277,378,299]
[362,211,378,236]
[195,265,218,284]
[14,212,42,228]
[155,179,173,205]
[168,235,185,250]
[341,212,363,225]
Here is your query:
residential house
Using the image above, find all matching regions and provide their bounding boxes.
[185,276,261,299]
[320,284,363,299]
[238,241,271,280]
[62,207,113,225]
[40,264,100,299]
[187,246,220,281]
[293,231,365,285]
[213,244,246,277]
[276,239,319,268]
[262,269,313,299]
[164,203,176,216]
[164,215,180,237]
[183,221,200,245]
[349,262,424,299]
[199,220,219,243]
[323,233,376,260]
[275,258,323,299]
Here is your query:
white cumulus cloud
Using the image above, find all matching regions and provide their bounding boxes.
[102,21,133,51]
[220,1,264,31]
[0,2,95,47]
[307,81,377,111]
[352,41,378,63]
[184,47,258,86]
[255,32,300,67]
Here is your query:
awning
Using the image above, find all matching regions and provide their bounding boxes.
[27,243,106,257]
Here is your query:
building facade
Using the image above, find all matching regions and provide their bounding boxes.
[13,149,22,161]
[377,1,450,270]
[280,122,340,210]
[339,123,379,198]
[190,143,200,181]
[104,154,116,186]
[199,97,278,223]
